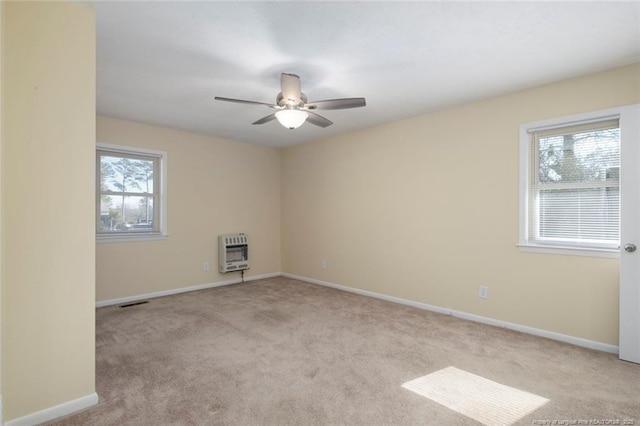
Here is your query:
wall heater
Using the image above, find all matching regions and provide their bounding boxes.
[218,233,249,273]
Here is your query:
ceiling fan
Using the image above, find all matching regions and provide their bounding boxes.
[215,73,366,129]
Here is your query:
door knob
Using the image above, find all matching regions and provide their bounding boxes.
[624,244,637,253]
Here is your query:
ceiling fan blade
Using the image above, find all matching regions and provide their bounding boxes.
[306,111,333,128]
[280,73,302,105]
[252,114,277,125]
[306,98,366,110]
[214,96,276,108]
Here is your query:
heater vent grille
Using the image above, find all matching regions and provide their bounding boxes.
[224,235,248,245]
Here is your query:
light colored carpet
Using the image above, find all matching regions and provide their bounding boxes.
[46,276,639,425]
[402,366,549,425]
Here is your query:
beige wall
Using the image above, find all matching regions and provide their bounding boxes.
[1,2,96,421]
[282,63,640,346]
[96,117,281,302]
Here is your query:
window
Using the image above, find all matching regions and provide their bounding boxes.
[519,111,621,257]
[97,144,167,242]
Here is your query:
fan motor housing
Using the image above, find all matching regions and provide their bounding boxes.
[277,92,307,108]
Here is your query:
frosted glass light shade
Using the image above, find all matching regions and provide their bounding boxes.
[275,109,308,129]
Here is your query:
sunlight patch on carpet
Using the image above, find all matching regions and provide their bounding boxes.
[402,366,549,426]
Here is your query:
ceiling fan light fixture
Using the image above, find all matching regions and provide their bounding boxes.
[215,73,364,129]
[275,109,308,129]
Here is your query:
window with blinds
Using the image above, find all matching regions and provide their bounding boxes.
[527,118,620,249]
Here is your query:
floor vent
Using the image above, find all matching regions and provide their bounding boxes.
[119,301,149,308]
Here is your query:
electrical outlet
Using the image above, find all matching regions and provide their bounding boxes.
[479,286,488,299]
[203,261,210,272]
[321,260,327,270]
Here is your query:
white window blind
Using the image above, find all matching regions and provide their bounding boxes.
[528,118,620,249]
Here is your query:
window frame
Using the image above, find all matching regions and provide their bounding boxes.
[518,106,634,258]
[96,143,168,243]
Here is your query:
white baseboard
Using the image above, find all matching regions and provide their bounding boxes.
[96,272,281,308]
[282,273,619,355]
[5,392,98,426]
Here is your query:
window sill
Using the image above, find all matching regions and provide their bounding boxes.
[517,243,619,258]
[97,233,168,244]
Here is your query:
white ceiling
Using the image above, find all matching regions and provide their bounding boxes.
[94,1,640,148]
